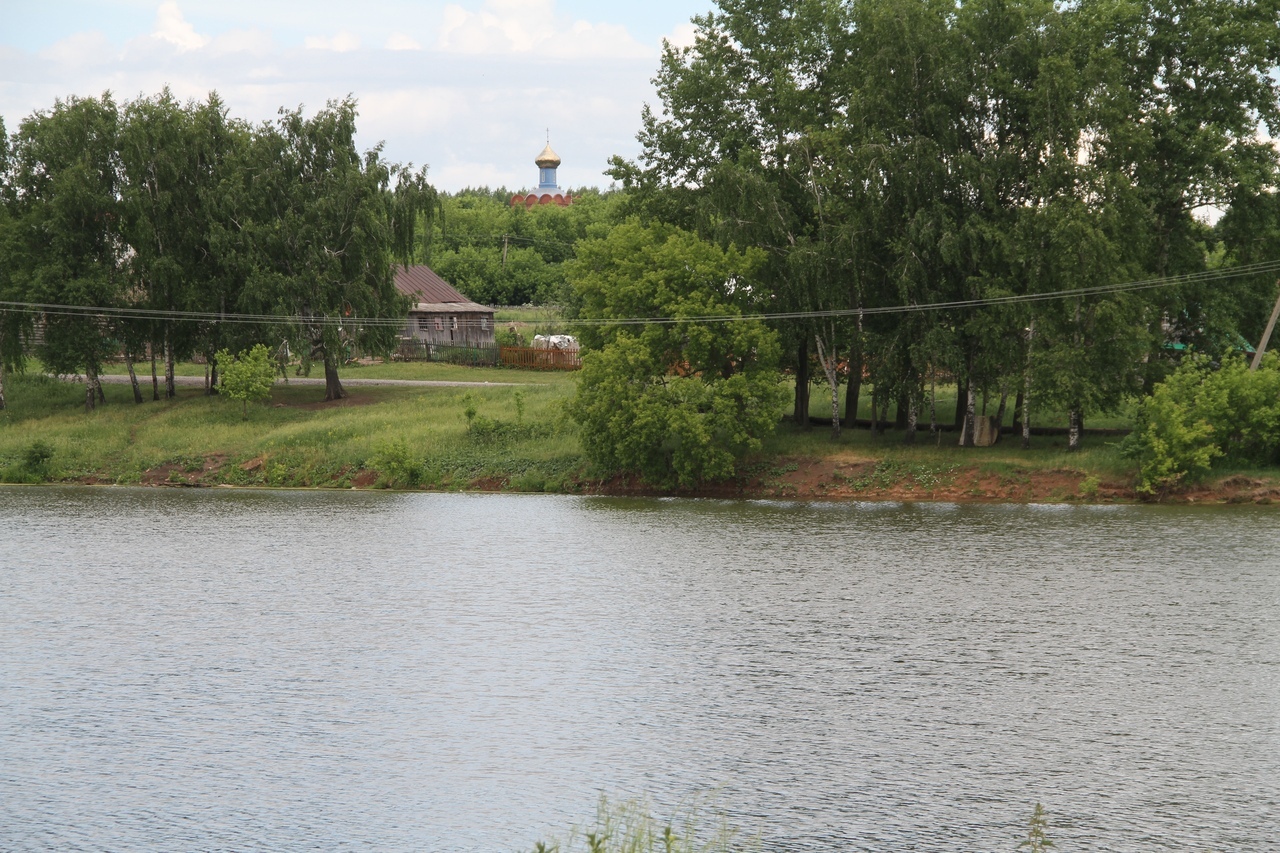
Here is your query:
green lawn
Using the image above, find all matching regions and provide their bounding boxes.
[1,361,1148,492]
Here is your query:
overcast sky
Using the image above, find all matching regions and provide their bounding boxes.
[0,0,713,192]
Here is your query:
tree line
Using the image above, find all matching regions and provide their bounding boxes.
[585,0,1280,454]
[423,188,623,307]
[0,90,435,409]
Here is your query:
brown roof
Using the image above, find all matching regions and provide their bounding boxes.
[393,265,482,305]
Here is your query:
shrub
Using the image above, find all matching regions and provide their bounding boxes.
[368,439,426,488]
[1,439,57,483]
[216,344,277,418]
[1123,353,1280,495]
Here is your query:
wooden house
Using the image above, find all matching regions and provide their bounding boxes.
[394,265,495,348]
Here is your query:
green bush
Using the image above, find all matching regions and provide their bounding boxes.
[368,438,427,488]
[0,439,57,483]
[570,336,786,489]
[1123,354,1280,495]
[217,344,277,417]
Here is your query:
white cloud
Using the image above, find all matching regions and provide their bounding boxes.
[153,2,208,52]
[2,3,664,193]
[384,33,422,51]
[211,28,274,55]
[304,31,360,52]
[38,31,117,67]
[436,0,650,59]
[663,21,699,50]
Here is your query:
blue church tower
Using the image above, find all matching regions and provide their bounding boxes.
[535,142,562,191]
[511,138,573,208]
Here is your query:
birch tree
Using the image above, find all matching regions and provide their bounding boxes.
[10,95,124,411]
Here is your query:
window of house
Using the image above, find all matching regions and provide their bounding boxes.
[480,317,489,330]
[434,317,443,331]
[417,317,429,331]
[451,317,458,330]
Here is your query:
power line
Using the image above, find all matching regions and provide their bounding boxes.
[4,259,1280,330]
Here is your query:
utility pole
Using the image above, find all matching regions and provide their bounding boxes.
[1250,279,1280,371]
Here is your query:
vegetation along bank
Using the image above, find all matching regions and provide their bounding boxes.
[2,0,1280,499]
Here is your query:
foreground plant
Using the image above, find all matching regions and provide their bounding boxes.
[1018,802,1055,852]
[531,795,750,853]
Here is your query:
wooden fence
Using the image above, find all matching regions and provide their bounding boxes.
[394,341,500,366]
[498,346,582,371]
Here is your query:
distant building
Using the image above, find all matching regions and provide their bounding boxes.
[394,265,495,347]
[510,141,574,208]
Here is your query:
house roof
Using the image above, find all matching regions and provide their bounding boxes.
[408,302,493,314]
[394,265,484,306]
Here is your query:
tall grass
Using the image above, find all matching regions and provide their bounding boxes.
[529,796,751,853]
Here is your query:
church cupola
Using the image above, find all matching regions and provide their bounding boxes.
[511,136,574,208]
[535,143,562,191]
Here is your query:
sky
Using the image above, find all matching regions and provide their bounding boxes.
[0,0,714,192]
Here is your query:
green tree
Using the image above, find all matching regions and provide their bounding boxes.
[1076,0,1280,353]
[219,98,435,400]
[567,222,786,487]
[9,94,123,411]
[119,89,240,402]
[427,188,623,306]
[0,116,32,411]
[608,0,854,431]
[216,344,276,417]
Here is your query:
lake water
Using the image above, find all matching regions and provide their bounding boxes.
[1,487,1277,851]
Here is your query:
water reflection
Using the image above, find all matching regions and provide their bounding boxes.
[1,487,1277,851]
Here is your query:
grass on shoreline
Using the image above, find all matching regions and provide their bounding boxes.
[7,361,1278,500]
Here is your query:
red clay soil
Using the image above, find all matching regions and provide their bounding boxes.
[138,454,229,487]
[574,456,1280,505]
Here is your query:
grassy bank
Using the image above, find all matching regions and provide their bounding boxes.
[4,363,1278,503]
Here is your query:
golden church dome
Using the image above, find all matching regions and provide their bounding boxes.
[535,143,562,169]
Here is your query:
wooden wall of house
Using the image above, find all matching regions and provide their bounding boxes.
[405,311,496,347]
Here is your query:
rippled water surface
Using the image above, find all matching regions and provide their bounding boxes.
[2,487,1278,850]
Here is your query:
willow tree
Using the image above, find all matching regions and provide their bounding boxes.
[9,95,124,411]
[220,99,436,400]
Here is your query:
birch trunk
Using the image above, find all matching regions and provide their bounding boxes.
[1021,320,1035,450]
[150,342,159,401]
[1021,380,1032,450]
[84,365,100,412]
[929,374,938,436]
[904,391,918,445]
[164,327,175,399]
[814,333,840,439]
[0,327,6,411]
[1067,408,1083,452]
[961,382,977,447]
[125,352,143,404]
